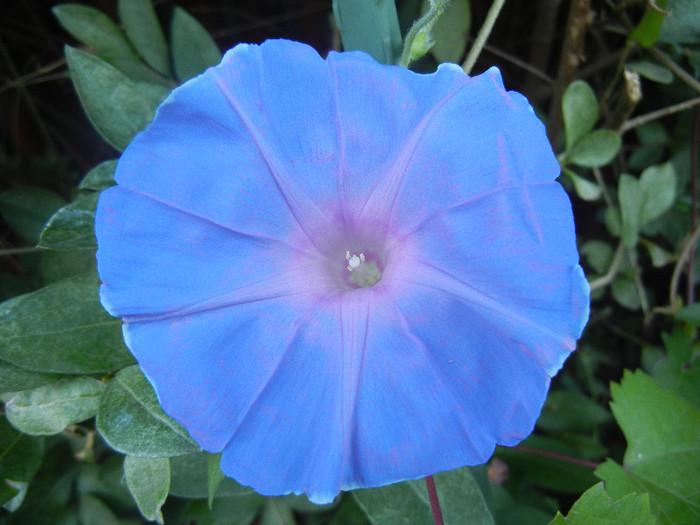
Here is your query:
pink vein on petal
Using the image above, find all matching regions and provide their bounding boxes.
[212,69,333,249]
[402,261,576,361]
[359,74,470,224]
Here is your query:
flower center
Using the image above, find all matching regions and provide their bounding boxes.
[345,251,381,288]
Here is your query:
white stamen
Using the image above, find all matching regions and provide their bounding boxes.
[345,252,365,272]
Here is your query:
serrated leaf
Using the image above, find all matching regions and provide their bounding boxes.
[79,160,117,191]
[566,130,621,168]
[65,45,157,151]
[0,186,66,244]
[596,370,700,524]
[97,365,200,457]
[332,0,403,65]
[353,466,494,525]
[563,80,598,152]
[0,274,134,374]
[4,377,105,435]
[549,482,655,524]
[652,328,700,409]
[170,7,222,82]
[124,456,170,524]
[564,169,602,201]
[39,192,99,250]
[119,0,171,77]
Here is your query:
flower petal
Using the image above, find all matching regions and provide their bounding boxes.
[96,187,317,318]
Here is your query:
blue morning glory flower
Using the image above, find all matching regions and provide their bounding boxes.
[96,39,590,504]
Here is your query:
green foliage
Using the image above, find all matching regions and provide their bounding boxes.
[97,366,200,457]
[118,0,171,77]
[0,274,134,374]
[0,187,66,244]
[353,467,494,524]
[549,483,655,525]
[4,377,105,435]
[596,370,700,524]
[65,46,157,151]
[124,456,170,523]
[332,0,403,65]
[39,192,99,250]
[619,163,676,247]
[170,7,223,82]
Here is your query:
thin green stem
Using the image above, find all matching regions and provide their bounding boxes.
[589,241,625,291]
[462,0,507,75]
[0,246,45,256]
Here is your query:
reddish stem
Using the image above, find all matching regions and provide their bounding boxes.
[425,475,445,525]
[513,445,599,469]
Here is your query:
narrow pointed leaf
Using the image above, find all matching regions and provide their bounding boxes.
[65,45,157,151]
[170,7,221,82]
[124,455,170,524]
[119,0,171,76]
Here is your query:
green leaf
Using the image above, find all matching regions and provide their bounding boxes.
[169,452,256,499]
[79,494,122,525]
[549,482,655,525]
[39,192,99,250]
[426,0,470,64]
[566,130,621,168]
[124,456,170,524]
[170,7,222,82]
[675,303,700,325]
[97,365,200,457]
[332,0,403,65]
[619,163,676,247]
[79,160,117,191]
[118,0,171,77]
[0,358,63,393]
[4,377,105,435]
[180,493,265,525]
[651,328,700,409]
[496,435,597,493]
[629,0,669,48]
[0,417,44,483]
[41,249,97,285]
[562,80,598,152]
[626,60,673,84]
[0,274,134,374]
[564,169,602,201]
[0,186,66,244]
[597,369,700,524]
[53,4,141,73]
[659,0,700,44]
[65,45,157,151]
[580,240,614,275]
[207,452,225,509]
[353,466,494,524]
[537,390,612,434]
